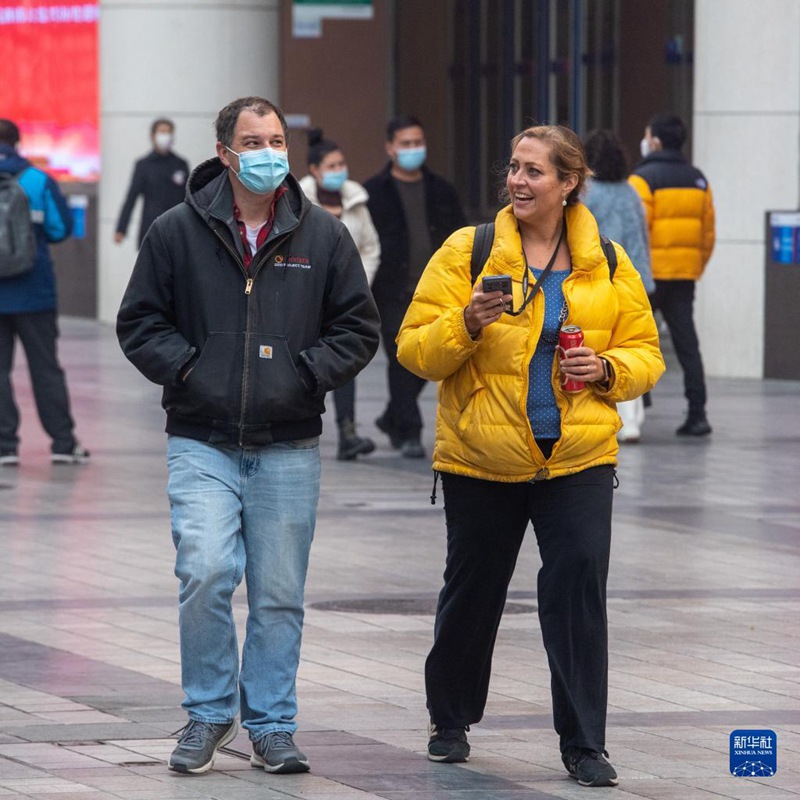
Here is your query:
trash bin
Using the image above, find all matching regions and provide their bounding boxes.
[51,182,98,318]
[764,211,800,379]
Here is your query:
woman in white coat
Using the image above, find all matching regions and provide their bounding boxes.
[299,129,381,459]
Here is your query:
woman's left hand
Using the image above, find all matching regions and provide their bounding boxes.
[559,346,604,383]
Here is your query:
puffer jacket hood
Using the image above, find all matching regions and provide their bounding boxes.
[397,201,665,482]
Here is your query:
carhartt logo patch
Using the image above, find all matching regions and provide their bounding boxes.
[259,345,273,359]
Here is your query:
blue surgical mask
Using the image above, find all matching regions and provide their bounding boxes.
[396,146,426,172]
[320,168,348,192]
[227,145,289,194]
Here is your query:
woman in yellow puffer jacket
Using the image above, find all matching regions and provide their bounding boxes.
[397,125,664,787]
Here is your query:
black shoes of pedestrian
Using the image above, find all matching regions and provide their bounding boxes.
[337,418,375,461]
[676,416,712,437]
[399,438,425,459]
[427,722,470,763]
[562,747,619,787]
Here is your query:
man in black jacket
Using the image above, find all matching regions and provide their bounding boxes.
[364,116,466,458]
[114,118,190,248]
[117,97,379,776]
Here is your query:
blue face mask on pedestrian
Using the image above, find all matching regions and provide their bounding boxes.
[396,146,426,172]
[227,145,289,194]
[320,168,348,192]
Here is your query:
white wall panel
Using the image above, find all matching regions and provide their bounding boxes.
[98,0,280,323]
[694,0,800,377]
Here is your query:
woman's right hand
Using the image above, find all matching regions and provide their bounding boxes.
[464,283,512,338]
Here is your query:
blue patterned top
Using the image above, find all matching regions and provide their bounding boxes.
[527,267,570,439]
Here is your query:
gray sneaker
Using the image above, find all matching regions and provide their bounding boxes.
[168,719,238,774]
[250,731,310,774]
[52,444,90,464]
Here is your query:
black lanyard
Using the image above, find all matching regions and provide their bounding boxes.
[506,220,566,317]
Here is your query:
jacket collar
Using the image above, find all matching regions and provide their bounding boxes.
[490,202,607,278]
[186,157,309,239]
[0,145,29,176]
[298,174,369,212]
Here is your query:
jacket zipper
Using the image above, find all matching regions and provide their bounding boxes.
[212,225,289,446]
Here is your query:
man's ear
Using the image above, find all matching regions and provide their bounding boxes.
[384,141,395,160]
[216,141,232,168]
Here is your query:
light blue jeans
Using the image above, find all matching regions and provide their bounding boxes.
[166,435,320,740]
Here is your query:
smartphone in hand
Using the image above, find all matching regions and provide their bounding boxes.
[481,274,512,295]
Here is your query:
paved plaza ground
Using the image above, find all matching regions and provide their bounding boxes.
[0,317,798,800]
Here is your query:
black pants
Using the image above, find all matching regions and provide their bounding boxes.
[653,280,707,417]
[332,378,356,425]
[0,310,77,454]
[426,466,614,753]
[376,293,427,439]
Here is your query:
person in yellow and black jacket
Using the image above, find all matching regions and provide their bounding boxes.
[397,125,664,787]
[630,113,715,436]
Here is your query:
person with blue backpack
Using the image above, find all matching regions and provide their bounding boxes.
[0,119,89,466]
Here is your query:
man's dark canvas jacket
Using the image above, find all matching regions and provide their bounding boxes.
[117,158,381,447]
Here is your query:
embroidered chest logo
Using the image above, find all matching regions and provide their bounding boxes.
[259,345,273,359]
[274,255,312,269]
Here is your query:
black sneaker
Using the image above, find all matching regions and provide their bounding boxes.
[0,449,19,467]
[52,444,90,464]
[250,731,310,774]
[168,719,238,774]
[562,747,619,787]
[676,417,712,437]
[427,722,470,763]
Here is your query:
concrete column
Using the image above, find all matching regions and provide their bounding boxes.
[98,0,281,323]
[693,0,800,377]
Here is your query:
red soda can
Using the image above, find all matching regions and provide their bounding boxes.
[557,325,585,393]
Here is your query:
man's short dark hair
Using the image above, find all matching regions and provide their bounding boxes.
[649,113,687,151]
[215,97,288,148]
[386,115,424,142]
[151,118,175,136]
[0,119,21,147]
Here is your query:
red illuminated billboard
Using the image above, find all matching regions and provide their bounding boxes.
[0,2,99,181]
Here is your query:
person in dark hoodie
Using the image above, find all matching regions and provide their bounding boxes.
[116,97,380,777]
[114,118,190,248]
[0,118,88,466]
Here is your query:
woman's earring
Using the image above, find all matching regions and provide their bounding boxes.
[562,198,567,207]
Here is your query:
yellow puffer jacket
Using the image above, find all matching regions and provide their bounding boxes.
[396,202,665,482]
[629,151,715,281]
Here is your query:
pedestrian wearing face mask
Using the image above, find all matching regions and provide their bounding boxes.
[397,125,663,787]
[299,129,380,460]
[117,97,380,777]
[363,116,466,459]
[114,118,190,248]
[630,113,715,436]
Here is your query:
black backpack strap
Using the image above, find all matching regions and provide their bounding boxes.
[470,222,495,284]
[600,234,617,281]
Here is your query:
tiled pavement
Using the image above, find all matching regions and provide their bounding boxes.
[0,317,798,799]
